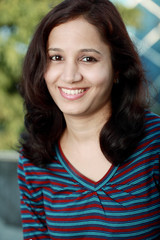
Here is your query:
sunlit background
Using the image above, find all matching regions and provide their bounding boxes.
[0,0,159,239]
[114,0,160,114]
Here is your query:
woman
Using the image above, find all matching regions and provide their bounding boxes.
[18,0,160,239]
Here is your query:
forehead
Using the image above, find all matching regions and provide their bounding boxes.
[47,17,106,47]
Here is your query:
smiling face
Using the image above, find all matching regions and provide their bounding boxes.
[44,17,114,118]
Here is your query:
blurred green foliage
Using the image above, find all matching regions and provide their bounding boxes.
[0,0,140,149]
[115,3,141,29]
[0,0,62,149]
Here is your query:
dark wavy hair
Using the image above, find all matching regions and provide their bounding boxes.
[19,0,148,167]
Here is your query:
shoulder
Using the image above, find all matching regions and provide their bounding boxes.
[144,110,160,123]
[125,111,160,177]
[133,111,160,158]
[144,111,160,139]
[18,152,49,186]
[130,111,160,161]
[18,150,60,184]
[18,152,38,174]
[127,111,160,185]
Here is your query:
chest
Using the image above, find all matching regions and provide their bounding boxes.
[59,141,112,182]
[40,144,160,239]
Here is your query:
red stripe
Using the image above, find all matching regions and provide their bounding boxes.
[47,218,160,233]
[45,206,160,222]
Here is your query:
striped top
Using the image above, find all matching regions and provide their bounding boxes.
[18,111,160,240]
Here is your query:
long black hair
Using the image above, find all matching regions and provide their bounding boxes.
[19,0,148,167]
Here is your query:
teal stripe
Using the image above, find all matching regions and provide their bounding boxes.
[44,191,86,199]
[45,196,98,206]
[24,231,49,238]
[25,164,62,172]
[37,226,160,238]
[107,176,156,193]
[44,188,84,196]
[112,160,158,184]
[45,203,159,217]
[21,206,43,212]
[129,145,159,161]
[27,175,75,186]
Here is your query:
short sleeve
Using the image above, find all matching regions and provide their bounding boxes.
[18,154,50,240]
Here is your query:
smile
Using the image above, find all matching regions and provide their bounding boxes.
[61,88,86,95]
[59,87,88,100]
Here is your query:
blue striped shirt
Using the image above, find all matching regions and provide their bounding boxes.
[18,111,160,239]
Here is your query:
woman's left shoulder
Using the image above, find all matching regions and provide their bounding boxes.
[145,110,160,122]
[144,111,160,134]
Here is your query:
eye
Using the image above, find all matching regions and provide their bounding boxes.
[81,56,98,63]
[49,55,64,61]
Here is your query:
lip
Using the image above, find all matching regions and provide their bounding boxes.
[58,87,89,100]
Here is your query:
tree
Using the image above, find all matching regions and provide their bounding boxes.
[0,0,141,150]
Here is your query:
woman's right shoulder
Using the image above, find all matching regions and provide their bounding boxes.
[18,150,50,189]
[19,151,33,167]
[18,150,39,176]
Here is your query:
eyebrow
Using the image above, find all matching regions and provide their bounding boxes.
[80,48,102,55]
[48,48,102,55]
[48,48,63,52]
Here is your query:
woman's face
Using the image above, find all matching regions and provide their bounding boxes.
[44,17,114,118]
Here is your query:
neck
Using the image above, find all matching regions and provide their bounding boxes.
[62,106,111,144]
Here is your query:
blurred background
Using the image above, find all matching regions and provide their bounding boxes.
[0,0,159,239]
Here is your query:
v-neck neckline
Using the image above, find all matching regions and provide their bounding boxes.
[55,143,119,191]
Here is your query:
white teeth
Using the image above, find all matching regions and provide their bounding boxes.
[61,88,85,95]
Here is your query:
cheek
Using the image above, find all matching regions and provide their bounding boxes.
[44,68,57,86]
[91,70,113,87]
[87,63,113,84]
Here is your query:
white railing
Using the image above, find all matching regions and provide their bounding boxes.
[0,150,19,162]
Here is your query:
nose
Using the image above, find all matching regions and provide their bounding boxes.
[60,60,82,83]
